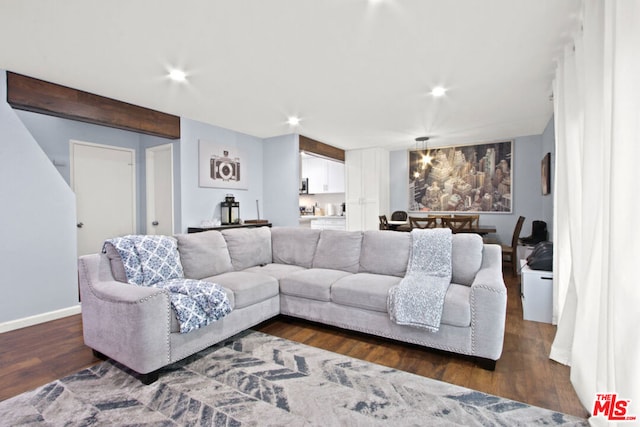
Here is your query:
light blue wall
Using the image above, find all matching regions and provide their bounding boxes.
[0,71,78,323]
[389,134,550,244]
[390,150,409,213]
[541,117,555,240]
[179,117,265,231]
[263,134,300,226]
[15,110,179,233]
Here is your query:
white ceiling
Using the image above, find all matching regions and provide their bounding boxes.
[0,0,581,150]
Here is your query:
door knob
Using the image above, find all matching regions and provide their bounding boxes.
[77,222,84,228]
[152,221,159,226]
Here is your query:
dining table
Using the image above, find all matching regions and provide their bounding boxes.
[452,225,497,236]
[387,220,412,232]
[386,221,497,236]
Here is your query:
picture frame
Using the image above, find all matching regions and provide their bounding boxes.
[198,140,248,189]
[542,152,551,195]
[408,140,513,213]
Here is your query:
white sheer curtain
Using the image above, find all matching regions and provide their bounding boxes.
[551,0,640,423]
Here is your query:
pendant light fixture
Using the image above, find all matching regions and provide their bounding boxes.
[416,136,432,169]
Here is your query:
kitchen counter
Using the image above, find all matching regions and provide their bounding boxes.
[299,215,345,221]
[299,215,346,230]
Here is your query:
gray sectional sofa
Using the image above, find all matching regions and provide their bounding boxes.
[78,226,507,384]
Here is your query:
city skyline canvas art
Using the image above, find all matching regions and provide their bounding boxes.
[409,140,512,213]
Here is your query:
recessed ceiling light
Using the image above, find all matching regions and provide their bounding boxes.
[287,116,301,126]
[168,69,187,82]
[431,86,447,97]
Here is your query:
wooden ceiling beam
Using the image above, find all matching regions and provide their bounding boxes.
[299,135,344,161]
[6,72,180,139]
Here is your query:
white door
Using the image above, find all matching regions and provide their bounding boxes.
[145,143,174,235]
[71,141,136,256]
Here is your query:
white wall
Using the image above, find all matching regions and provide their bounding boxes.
[389,134,550,244]
[0,70,79,325]
[179,117,265,231]
[263,134,300,226]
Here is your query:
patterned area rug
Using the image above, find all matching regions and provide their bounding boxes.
[0,330,587,426]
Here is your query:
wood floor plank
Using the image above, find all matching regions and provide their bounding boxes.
[0,267,589,419]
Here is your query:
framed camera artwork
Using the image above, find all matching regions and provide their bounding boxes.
[199,140,248,189]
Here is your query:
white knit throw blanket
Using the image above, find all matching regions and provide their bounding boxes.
[387,228,452,331]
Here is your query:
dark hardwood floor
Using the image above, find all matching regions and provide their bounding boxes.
[0,267,589,419]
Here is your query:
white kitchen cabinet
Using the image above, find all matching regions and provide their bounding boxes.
[345,148,389,231]
[302,156,344,194]
[521,265,553,323]
[326,160,345,193]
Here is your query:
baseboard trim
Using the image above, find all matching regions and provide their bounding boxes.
[0,305,82,333]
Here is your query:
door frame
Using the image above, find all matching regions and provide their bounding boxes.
[145,143,174,235]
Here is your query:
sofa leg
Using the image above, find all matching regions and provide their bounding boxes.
[475,357,497,371]
[139,370,160,385]
[92,349,107,360]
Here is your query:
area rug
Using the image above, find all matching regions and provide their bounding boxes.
[0,330,587,426]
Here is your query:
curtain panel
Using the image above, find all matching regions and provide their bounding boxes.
[550,0,640,423]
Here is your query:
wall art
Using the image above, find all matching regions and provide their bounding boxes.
[542,152,551,195]
[409,140,512,213]
[199,140,248,189]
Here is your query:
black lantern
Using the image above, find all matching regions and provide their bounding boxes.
[221,194,240,225]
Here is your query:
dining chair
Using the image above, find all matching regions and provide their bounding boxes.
[442,216,474,232]
[501,216,526,277]
[427,214,451,227]
[409,216,438,229]
[460,214,480,228]
[451,215,477,229]
[379,215,390,230]
[391,210,408,221]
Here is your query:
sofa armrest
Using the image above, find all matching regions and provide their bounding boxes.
[78,254,172,374]
[468,244,507,360]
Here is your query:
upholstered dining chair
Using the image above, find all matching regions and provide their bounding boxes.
[379,215,390,230]
[409,216,438,229]
[442,216,474,232]
[501,216,526,277]
[391,210,408,221]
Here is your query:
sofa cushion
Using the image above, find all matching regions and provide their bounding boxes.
[331,273,402,312]
[359,231,411,277]
[243,263,306,280]
[279,268,352,301]
[271,227,321,268]
[441,283,471,327]
[205,271,278,309]
[175,231,234,280]
[221,227,272,271]
[451,234,484,286]
[312,230,363,273]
